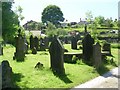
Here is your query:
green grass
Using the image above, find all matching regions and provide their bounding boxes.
[0,44,118,88]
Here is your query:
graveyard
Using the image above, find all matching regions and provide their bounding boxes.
[0,0,119,89]
[0,31,119,88]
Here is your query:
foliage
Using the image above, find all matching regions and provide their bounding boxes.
[94,16,105,27]
[41,5,64,27]
[2,2,19,44]
[46,21,57,37]
[85,10,93,22]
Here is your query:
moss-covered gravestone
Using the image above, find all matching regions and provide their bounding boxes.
[82,34,94,62]
[71,36,77,49]
[93,42,102,68]
[13,29,25,61]
[34,36,39,50]
[49,36,65,74]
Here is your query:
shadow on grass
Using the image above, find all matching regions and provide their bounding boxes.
[53,72,73,84]
[11,73,24,90]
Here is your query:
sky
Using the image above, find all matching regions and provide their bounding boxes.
[12,0,119,25]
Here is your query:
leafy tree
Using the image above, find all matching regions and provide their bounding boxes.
[105,18,114,28]
[2,1,19,44]
[41,5,64,27]
[94,16,105,27]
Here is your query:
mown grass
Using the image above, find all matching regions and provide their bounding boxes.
[0,44,118,88]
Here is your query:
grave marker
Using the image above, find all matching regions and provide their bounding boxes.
[93,42,102,68]
[49,36,65,74]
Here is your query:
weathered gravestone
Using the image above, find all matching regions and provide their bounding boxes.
[1,60,13,89]
[71,36,77,49]
[0,43,3,55]
[49,36,65,74]
[82,34,94,62]
[40,38,46,51]
[102,43,111,55]
[64,37,69,44]
[44,37,49,49]
[84,24,87,35]
[13,29,25,61]
[24,36,29,54]
[93,42,102,68]
[30,35,34,50]
[34,36,39,50]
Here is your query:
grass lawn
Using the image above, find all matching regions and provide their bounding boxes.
[0,44,118,88]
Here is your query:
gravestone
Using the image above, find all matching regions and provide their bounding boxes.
[44,37,49,49]
[84,24,87,35]
[64,37,69,44]
[102,43,111,55]
[93,42,102,68]
[40,38,46,51]
[71,36,77,49]
[30,35,34,50]
[1,60,13,89]
[34,36,39,50]
[82,33,94,62]
[49,36,65,74]
[0,43,3,55]
[13,29,25,61]
[24,36,28,54]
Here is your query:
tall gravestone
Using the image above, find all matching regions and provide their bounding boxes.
[93,42,102,68]
[13,29,25,61]
[49,36,65,74]
[30,35,34,50]
[1,60,13,89]
[34,36,39,50]
[82,34,94,62]
[71,36,77,49]
[84,24,87,35]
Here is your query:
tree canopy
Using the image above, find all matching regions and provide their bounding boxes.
[2,1,19,44]
[41,5,64,27]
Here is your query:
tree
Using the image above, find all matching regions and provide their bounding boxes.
[2,1,19,44]
[41,5,64,27]
[94,16,105,27]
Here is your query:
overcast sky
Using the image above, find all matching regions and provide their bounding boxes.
[12,0,119,25]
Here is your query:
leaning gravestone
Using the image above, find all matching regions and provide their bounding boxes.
[102,43,111,55]
[71,36,77,49]
[93,42,102,68]
[1,60,13,89]
[82,34,94,62]
[13,29,25,61]
[49,36,65,74]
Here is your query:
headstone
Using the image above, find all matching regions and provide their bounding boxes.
[44,37,49,49]
[102,43,111,55]
[24,36,28,54]
[34,36,39,50]
[71,36,77,49]
[93,42,102,68]
[82,33,94,62]
[32,47,37,54]
[49,36,65,74]
[30,35,34,50]
[84,24,87,35]
[40,38,46,51]
[0,43,3,55]
[1,60,13,89]
[13,29,25,61]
